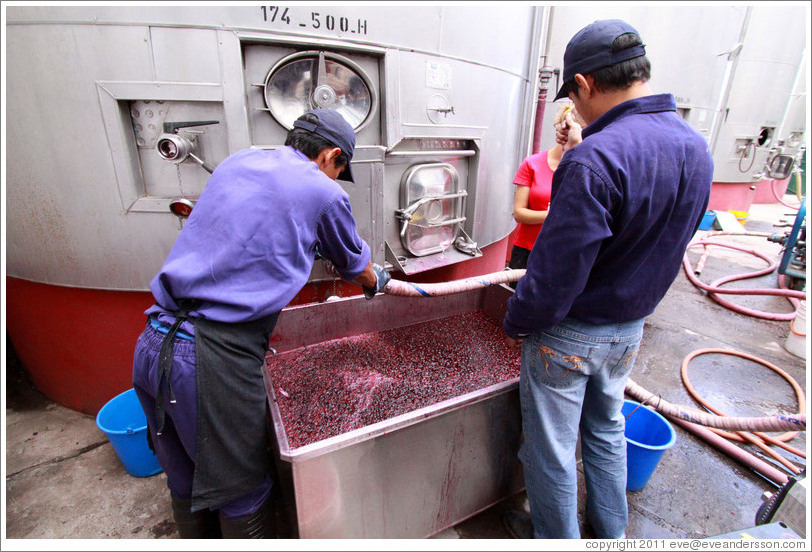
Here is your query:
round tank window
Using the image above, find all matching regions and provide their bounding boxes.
[757,126,774,147]
[263,51,375,131]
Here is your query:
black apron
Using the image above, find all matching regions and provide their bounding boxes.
[191,313,279,511]
[155,306,279,512]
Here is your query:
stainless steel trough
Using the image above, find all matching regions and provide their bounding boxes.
[263,285,523,538]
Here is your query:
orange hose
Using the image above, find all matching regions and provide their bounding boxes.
[789,317,806,337]
[680,348,806,475]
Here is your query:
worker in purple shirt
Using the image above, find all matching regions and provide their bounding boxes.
[132,108,390,538]
[502,20,712,539]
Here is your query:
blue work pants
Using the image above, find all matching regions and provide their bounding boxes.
[132,323,272,519]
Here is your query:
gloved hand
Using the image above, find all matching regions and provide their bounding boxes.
[363,263,391,300]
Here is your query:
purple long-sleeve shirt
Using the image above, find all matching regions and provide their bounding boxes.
[147,146,371,325]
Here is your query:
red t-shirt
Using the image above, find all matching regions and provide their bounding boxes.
[512,150,555,250]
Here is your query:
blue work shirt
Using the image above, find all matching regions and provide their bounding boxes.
[147,146,371,326]
[504,94,713,338]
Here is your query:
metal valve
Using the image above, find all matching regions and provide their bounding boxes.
[156,120,219,173]
[157,133,193,163]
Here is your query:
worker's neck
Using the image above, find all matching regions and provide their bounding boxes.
[593,81,652,120]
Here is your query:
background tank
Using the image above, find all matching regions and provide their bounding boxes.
[534,4,807,212]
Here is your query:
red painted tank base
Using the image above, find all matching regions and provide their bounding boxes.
[752,178,790,205]
[707,180,793,214]
[6,277,155,415]
[707,181,758,213]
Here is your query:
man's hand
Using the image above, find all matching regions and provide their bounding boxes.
[330,260,391,300]
[555,112,583,153]
[363,263,391,299]
[506,336,524,350]
[343,261,391,299]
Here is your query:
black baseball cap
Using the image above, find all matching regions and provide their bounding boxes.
[553,19,647,101]
[294,108,356,182]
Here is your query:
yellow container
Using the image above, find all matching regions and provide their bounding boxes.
[729,210,749,224]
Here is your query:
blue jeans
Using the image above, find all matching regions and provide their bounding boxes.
[518,316,644,539]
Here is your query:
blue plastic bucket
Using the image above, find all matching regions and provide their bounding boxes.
[95,388,163,477]
[698,210,716,231]
[622,400,676,491]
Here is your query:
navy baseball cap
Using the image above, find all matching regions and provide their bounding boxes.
[553,19,646,101]
[294,108,356,182]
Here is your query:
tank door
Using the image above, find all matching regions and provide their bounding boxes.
[383,139,481,275]
[397,163,467,257]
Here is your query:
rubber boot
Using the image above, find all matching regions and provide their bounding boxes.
[219,497,276,539]
[171,496,222,538]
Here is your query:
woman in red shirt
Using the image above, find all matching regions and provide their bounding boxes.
[508,102,586,279]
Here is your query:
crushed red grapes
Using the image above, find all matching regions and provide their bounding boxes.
[266,310,520,449]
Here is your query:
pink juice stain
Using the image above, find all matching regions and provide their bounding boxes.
[266,311,520,448]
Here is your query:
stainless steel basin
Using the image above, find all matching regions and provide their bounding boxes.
[264,285,523,538]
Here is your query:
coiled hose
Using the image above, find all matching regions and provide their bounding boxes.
[626,347,807,485]
[680,350,805,472]
[683,231,805,320]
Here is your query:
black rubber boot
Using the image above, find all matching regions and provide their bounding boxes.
[219,497,277,539]
[171,496,222,538]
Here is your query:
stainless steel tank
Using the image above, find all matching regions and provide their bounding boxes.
[5,5,545,289]
[6,4,806,288]
[4,5,545,412]
[535,5,807,210]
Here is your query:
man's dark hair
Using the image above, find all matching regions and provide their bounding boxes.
[566,33,651,98]
[285,113,350,168]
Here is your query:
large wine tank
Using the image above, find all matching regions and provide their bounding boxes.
[4,5,545,412]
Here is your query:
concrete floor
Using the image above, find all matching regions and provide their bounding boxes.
[4,200,808,544]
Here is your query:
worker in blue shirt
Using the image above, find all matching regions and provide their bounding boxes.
[502,20,713,539]
[133,108,390,538]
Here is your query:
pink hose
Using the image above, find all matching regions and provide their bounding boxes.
[679,348,806,474]
[683,233,805,320]
[531,88,548,154]
[667,416,789,486]
[627,378,803,483]
[627,344,806,483]
[384,269,526,297]
[625,379,806,433]
[771,175,803,211]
